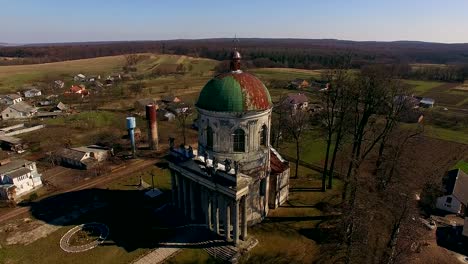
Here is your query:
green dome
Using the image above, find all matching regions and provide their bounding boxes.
[196,72,272,112]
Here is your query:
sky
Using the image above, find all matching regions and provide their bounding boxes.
[1,0,468,44]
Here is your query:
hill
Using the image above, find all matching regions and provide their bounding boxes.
[2,38,468,68]
[0,54,219,92]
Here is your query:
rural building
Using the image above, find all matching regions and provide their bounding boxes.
[420,97,435,108]
[1,101,37,120]
[87,75,101,82]
[280,93,309,113]
[0,158,43,201]
[74,74,86,82]
[436,169,468,214]
[55,145,109,170]
[53,102,68,112]
[23,88,42,98]
[161,95,181,104]
[67,85,88,97]
[168,50,290,245]
[167,102,190,115]
[1,94,23,105]
[54,80,65,89]
[134,98,158,112]
[289,79,310,89]
[157,109,175,121]
[0,135,27,153]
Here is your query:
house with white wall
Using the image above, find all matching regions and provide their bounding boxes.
[436,169,467,214]
[0,158,42,201]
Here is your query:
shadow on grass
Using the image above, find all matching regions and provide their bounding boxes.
[289,187,323,192]
[264,215,338,223]
[20,188,195,252]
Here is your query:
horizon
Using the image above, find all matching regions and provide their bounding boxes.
[1,0,468,44]
[3,37,468,46]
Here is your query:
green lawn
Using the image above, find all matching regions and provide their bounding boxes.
[402,80,444,95]
[401,123,468,144]
[279,130,328,165]
[250,68,323,82]
[453,160,468,174]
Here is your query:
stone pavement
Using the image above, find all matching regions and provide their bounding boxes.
[133,226,240,264]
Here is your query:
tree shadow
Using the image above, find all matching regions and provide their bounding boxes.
[289,187,323,192]
[21,188,194,252]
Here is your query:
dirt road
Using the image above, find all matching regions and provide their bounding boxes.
[0,158,157,224]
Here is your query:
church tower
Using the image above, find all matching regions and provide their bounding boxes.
[168,49,290,245]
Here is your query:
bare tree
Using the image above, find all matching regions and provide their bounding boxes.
[175,108,192,146]
[284,108,309,179]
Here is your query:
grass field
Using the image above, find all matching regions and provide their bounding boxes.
[0,56,126,91]
[402,80,444,94]
[250,68,323,81]
[453,160,468,174]
[0,54,219,93]
[401,123,468,144]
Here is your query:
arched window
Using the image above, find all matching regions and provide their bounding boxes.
[206,126,213,150]
[260,125,267,146]
[233,128,245,152]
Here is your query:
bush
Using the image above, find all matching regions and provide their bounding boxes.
[29,192,38,201]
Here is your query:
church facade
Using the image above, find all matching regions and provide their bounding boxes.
[168,50,290,245]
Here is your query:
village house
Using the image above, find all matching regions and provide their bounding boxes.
[157,109,176,121]
[161,95,181,104]
[167,102,190,115]
[74,74,86,82]
[289,79,310,89]
[134,98,158,113]
[280,93,309,113]
[420,97,435,108]
[54,80,65,89]
[87,75,101,82]
[1,101,37,120]
[436,168,468,214]
[0,135,27,153]
[1,94,23,105]
[53,102,68,112]
[67,85,89,97]
[23,88,42,98]
[0,158,42,201]
[55,145,110,170]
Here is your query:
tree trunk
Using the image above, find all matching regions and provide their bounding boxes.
[328,123,343,189]
[294,138,300,179]
[322,137,332,192]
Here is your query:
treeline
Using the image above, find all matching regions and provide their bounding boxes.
[3,39,468,71]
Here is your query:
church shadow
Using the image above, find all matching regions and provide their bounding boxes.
[435,225,468,256]
[21,188,194,252]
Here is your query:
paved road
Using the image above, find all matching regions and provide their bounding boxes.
[0,158,157,224]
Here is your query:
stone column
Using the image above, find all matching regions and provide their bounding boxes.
[207,191,213,230]
[213,193,219,234]
[190,181,196,221]
[177,174,183,210]
[182,178,188,217]
[233,199,240,244]
[241,196,248,240]
[225,201,231,241]
[170,171,176,207]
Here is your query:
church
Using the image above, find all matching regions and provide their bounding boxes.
[168,49,290,245]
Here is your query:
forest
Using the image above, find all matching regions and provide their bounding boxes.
[2,38,468,80]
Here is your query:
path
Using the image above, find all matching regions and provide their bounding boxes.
[133,227,239,264]
[0,158,157,224]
